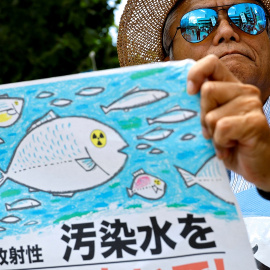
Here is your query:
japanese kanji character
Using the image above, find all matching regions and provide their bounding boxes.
[61,222,96,262]
[100,219,137,258]
[138,216,176,254]
[26,245,44,263]
[9,246,25,265]
[0,248,8,265]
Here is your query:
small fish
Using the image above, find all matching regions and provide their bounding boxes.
[24,220,38,226]
[149,148,163,154]
[175,156,235,204]
[0,96,24,127]
[0,215,21,224]
[181,133,196,141]
[0,138,4,144]
[147,105,197,125]
[0,111,128,197]
[101,86,168,114]
[137,127,173,141]
[36,91,54,99]
[76,87,105,96]
[127,169,166,200]
[136,144,151,150]
[51,99,72,107]
[6,198,41,211]
[0,227,6,232]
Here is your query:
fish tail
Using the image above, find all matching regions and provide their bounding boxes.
[127,188,134,197]
[175,166,197,187]
[5,204,11,211]
[147,118,154,125]
[100,105,110,114]
[0,170,7,187]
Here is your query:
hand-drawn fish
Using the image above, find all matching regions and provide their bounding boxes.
[51,99,72,107]
[147,105,197,125]
[76,87,105,96]
[100,86,168,114]
[137,127,173,141]
[0,95,24,127]
[127,169,166,200]
[0,215,21,224]
[175,156,235,204]
[0,111,128,197]
[5,198,41,211]
[36,91,54,99]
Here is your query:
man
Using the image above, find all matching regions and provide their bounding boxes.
[118,0,270,195]
[117,0,270,268]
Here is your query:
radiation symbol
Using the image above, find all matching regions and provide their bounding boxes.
[91,130,107,148]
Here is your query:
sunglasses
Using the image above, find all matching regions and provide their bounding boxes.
[172,3,268,44]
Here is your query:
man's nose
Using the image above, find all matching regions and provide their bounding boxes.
[212,16,240,44]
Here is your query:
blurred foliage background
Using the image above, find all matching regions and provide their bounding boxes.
[0,0,121,84]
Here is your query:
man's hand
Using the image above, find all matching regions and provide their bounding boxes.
[187,54,270,192]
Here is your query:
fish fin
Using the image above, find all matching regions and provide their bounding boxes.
[0,170,7,187]
[0,94,9,98]
[123,86,140,96]
[7,108,17,115]
[152,185,158,193]
[76,157,96,171]
[28,110,58,132]
[127,188,134,197]
[175,166,197,187]
[5,204,11,211]
[165,105,181,113]
[53,192,74,197]
[147,118,154,125]
[133,169,145,177]
[100,105,110,114]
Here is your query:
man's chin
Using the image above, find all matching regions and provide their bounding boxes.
[220,56,255,83]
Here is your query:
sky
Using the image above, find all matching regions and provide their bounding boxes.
[110,0,128,45]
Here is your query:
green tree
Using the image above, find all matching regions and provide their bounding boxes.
[0,0,121,84]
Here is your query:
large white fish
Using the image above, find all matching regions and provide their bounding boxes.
[0,96,24,127]
[0,111,128,197]
[137,127,173,141]
[101,87,168,114]
[175,156,235,204]
[127,169,166,200]
[147,105,197,125]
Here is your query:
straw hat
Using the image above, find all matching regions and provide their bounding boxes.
[117,0,270,67]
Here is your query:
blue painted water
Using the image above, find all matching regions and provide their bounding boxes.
[0,61,238,238]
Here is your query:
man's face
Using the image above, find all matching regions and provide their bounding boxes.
[168,0,270,102]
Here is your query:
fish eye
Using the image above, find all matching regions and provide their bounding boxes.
[154,179,161,185]
[14,101,19,106]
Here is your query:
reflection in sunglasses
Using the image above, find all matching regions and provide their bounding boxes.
[178,3,267,43]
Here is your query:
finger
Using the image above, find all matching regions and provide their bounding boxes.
[213,111,267,155]
[201,84,262,137]
[187,54,240,95]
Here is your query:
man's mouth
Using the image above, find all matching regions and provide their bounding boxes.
[219,51,252,60]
